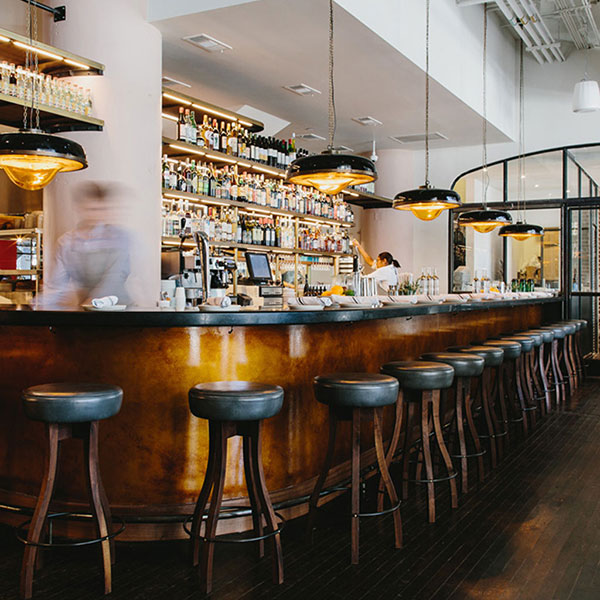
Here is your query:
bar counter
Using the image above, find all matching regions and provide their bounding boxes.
[0,298,561,540]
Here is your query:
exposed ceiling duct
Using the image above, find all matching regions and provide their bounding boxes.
[457,0,600,63]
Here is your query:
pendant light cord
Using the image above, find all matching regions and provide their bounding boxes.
[482,4,489,209]
[23,0,40,132]
[518,41,525,222]
[424,0,430,187]
[327,0,337,151]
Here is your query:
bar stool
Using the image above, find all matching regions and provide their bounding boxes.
[540,324,570,403]
[421,352,486,494]
[539,324,566,406]
[519,329,554,414]
[448,345,505,468]
[568,319,587,381]
[188,381,284,594]
[307,373,402,564]
[499,335,537,431]
[20,383,123,600]
[557,322,580,390]
[380,361,456,523]
[480,339,522,449]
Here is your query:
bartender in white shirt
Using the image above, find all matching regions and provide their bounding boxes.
[351,239,400,292]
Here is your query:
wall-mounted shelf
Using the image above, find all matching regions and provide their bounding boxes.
[163,137,393,209]
[161,235,349,257]
[0,27,104,77]
[0,91,103,132]
[162,88,263,133]
[162,189,353,228]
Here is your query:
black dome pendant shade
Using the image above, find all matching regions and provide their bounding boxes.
[457,209,513,233]
[393,185,461,221]
[286,150,377,196]
[498,221,544,241]
[0,130,87,191]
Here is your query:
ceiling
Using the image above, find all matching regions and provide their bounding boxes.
[153,0,512,155]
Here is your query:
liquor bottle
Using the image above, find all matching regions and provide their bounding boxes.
[189,110,198,145]
[177,107,186,143]
[212,119,220,151]
[202,115,212,148]
[162,155,171,189]
[220,121,227,153]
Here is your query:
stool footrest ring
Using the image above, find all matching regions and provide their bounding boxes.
[16,512,125,548]
[404,471,458,484]
[183,508,285,544]
[353,499,401,519]
[451,449,486,459]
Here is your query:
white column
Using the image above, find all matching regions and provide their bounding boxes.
[43,0,162,306]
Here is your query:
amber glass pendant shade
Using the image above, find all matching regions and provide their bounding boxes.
[393,186,461,221]
[286,151,377,196]
[0,130,87,190]
[498,221,543,241]
[457,209,512,233]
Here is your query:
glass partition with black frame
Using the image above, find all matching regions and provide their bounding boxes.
[450,143,600,356]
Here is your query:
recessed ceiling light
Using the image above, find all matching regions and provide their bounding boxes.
[295,133,326,141]
[183,33,232,53]
[283,84,322,96]
[352,116,382,127]
[162,76,191,88]
[389,132,448,144]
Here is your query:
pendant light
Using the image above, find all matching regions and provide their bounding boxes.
[458,5,512,234]
[0,1,86,191]
[285,0,376,195]
[498,43,544,241]
[572,41,600,113]
[393,0,460,221]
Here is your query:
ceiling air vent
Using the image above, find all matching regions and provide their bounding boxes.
[161,76,191,88]
[295,133,326,141]
[183,33,232,53]
[390,132,448,144]
[283,84,322,96]
[352,116,382,127]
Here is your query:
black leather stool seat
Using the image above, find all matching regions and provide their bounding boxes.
[420,352,484,378]
[189,381,283,421]
[381,361,454,391]
[519,332,543,347]
[22,383,123,423]
[482,339,521,360]
[526,328,554,343]
[562,320,583,332]
[540,325,566,339]
[559,323,577,335]
[503,336,534,352]
[313,373,398,408]
[573,319,588,330]
[448,345,504,368]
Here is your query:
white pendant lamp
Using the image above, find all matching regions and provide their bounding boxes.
[573,79,600,113]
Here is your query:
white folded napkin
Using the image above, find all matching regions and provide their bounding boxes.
[331,295,380,307]
[380,295,418,304]
[288,296,333,307]
[91,295,118,308]
[204,296,232,308]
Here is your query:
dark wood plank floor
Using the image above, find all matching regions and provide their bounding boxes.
[2,379,600,599]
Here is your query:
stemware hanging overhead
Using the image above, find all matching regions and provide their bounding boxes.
[285,0,377,195]
[458,5,511,233]
[498,42,543,241]
[0,0,86,191]
[393,0,460,221]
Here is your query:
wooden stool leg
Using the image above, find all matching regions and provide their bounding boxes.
[243,435,265,558]
[537,345,552,415]
[377,389,403,512]
[560,340,574,399]
[495,365,510,453]
[529,351,545,417]
[20,424,60,600]
[524,352,537,429]
[83,422,112,596]
[480,371,498,468]
[373,407,402,549]
[200,422,227,595]
[515,359,529,436]
[401,401,413,500]
[464,378,485,483]
[191,421,218,567]
[431,390,458,510]
[249,421,284,585]
[421,392,436,523]
[550,340,563,407]
[307,407,338,540]
[454,378,469,494]
[351,408,361,564]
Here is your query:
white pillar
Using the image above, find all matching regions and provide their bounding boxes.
[43,0,162,306]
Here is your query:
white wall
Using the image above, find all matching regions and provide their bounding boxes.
[42,0,162,305]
